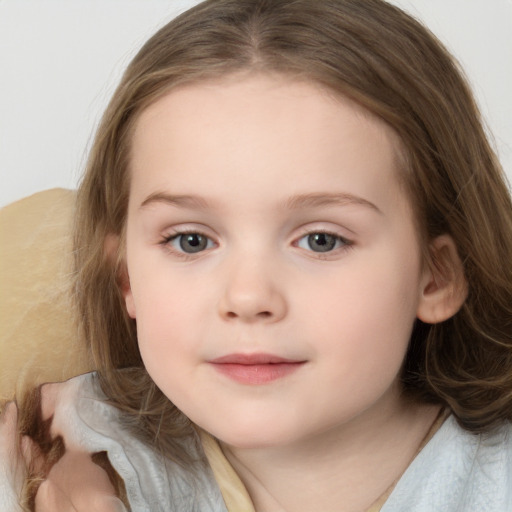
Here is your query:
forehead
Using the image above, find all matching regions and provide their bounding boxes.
[134,74,398,148]
[128,74,408,214]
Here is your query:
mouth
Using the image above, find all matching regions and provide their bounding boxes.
[208,353,306,385]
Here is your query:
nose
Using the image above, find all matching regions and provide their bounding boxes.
[217,257,287,324]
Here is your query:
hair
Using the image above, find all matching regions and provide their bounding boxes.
[73,0,512,463]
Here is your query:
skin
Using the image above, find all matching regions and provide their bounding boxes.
[33,383,125,512]
[0,386,124,511]
[121,74,464,511]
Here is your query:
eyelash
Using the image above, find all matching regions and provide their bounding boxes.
[160,229,216,260]
[294,229,353,258]
[159,229,353,259]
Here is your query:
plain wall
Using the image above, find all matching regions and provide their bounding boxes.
[1,0,511,207]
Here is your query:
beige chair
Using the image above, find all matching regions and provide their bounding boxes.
[0,189,93,402]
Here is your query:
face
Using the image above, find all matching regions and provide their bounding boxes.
[123,74,431,449]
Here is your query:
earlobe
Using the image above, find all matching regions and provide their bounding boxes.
[416,235,468,324]
[105,233,136,319]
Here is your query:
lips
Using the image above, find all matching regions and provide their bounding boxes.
[208,353,306,385]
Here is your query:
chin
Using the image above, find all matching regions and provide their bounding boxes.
[204,419,302,450]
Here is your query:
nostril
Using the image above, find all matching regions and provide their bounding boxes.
[224,310,272,320]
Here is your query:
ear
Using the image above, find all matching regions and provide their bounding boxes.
[416,235,467,324]
[105,233,136,319]
[119,263,137,319]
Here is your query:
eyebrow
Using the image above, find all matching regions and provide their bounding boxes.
[140,192,212,210]
[140,191,381,214]
[284,192,382,214]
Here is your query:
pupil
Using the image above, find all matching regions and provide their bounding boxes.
[180,234,207,253]
[308,233,336,252]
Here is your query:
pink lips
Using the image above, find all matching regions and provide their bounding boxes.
[208,353,306,385]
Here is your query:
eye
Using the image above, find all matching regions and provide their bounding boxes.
[167,232,214,254]
[296,232,349,253]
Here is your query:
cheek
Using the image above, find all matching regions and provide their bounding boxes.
[132,285,216,418]
[135,288,196,351]
[303,254,421,374]
[134,299,192,406]
[130,276,209,382]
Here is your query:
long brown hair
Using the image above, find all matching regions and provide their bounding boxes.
[73,0,512,463]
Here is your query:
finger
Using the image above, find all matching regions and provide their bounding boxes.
[34,479,76,512]
[21,434,44,473]
[0,402,26,511]
[39,383,59,423]
[35,479,128,512]
[91,496,128,512]
[34,449,126,511]
[0,402,19,452]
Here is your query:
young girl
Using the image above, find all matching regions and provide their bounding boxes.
[1,0,512,510]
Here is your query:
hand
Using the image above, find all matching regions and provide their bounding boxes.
[1,381,129,512]
[33,448,127,512]
[29,382,129,511]
[0,402,27,512]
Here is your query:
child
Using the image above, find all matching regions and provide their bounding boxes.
[1,0,512,510]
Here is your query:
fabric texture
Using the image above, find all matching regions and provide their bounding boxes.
[2,372,511,511]
[0,189,93,402]
[0,373,228,512]
[199,430,255,512]
[381,415,512,511]
[1,190,511,510]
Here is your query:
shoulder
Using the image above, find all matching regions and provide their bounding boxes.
[0,373,109,512]
[383,415,512,512]
[1,373,227,512]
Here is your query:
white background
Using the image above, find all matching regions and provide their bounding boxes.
[1,0,511,207]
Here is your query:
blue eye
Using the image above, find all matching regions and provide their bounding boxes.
[168,232,214,253]
[297,232,348,253]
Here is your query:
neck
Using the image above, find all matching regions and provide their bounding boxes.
[220,395,441,512]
